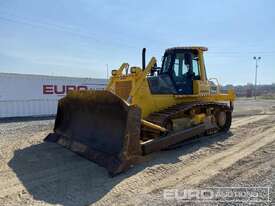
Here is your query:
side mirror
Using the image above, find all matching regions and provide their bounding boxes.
[150,63,161,76]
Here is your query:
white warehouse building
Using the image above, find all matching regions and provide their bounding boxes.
[0,73,107,118]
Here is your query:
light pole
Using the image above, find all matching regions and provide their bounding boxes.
[253,56,261,100]
[106,64,109,80]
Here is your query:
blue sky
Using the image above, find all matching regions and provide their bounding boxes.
[0,0,274,85]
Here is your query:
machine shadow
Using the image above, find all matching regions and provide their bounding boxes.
[8,131,232,206]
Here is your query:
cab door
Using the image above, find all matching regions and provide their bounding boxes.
[171,51,200,94]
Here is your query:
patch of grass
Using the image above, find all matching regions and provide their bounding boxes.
[258,95,275,100]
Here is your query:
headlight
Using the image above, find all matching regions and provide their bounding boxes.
[130,67,141,74]
[111,70,118,76]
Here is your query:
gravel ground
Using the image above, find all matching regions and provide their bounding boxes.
[199,141,275,203]
[0,99,274,206]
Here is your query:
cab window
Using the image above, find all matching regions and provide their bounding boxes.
[172,53,192,80]
[192,55,200,80]
[162,54,172,73]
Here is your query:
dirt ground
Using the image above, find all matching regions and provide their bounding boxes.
[0,99,274,206]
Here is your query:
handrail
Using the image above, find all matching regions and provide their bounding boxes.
[209,78,221,93]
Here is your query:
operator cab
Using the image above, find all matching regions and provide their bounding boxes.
[148,47,206,95]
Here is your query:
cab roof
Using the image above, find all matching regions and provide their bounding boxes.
[165,46,208,52]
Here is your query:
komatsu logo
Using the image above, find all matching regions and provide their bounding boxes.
[43,84,88,95]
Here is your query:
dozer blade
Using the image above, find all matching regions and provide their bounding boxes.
[45,90,142,175]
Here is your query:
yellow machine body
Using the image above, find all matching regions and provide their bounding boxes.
[46,46,235,175]
[107,47,235,119]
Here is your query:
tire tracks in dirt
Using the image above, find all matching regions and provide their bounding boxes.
[94,115,275,205]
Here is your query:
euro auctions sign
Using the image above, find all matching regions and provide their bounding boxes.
[40,79,106,98]
[43,85,90,95]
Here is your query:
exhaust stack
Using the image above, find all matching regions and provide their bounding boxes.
[142,48,146,70]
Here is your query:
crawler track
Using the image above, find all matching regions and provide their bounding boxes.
[143,101,232,138]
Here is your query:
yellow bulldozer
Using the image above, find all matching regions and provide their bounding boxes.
[45,46,235,175]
